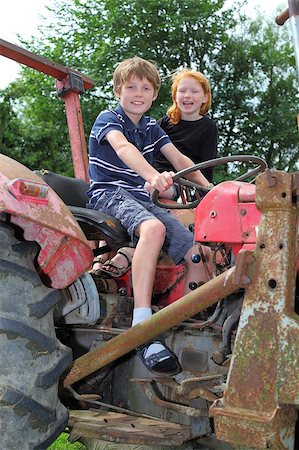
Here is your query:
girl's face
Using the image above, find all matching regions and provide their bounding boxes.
[175,77,208,121]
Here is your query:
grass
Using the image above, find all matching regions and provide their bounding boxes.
[47,432,87,449]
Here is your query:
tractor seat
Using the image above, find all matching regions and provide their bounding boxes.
[34,169,89,207]
[34,170,129,248]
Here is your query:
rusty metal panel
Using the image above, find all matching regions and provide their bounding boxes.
[68,410,192,446]
[211,171,298,449]
[0,154,93,288]
[212,406,297,449]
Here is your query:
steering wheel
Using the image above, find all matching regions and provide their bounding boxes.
[152,155,268,209]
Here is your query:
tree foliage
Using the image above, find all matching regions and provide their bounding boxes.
[0,0,298,176]
[211,15,298,173]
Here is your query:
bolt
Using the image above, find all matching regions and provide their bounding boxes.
[191,254,201,263]
[118,287,127,296]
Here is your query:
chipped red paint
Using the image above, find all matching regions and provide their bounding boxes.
[194,181,261,258]
[0,154,93,288]
[56,82,89,181]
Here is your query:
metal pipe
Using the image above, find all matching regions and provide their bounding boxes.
[0,38,95,90]
[63,90,89,181]
[62,264,247,387]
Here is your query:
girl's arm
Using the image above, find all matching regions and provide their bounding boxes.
[160,142,210,187]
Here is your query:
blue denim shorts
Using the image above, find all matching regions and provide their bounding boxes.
[91,187,193,264]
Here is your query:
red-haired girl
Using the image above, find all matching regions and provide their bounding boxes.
[154,69,218,182]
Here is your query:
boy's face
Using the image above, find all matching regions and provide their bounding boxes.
[115,76,158,124]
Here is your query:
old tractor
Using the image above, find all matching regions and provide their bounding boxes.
[0,3,298,449]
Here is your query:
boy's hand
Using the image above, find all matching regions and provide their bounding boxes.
[144,181,154,195]
[148,171,174,193]
[144,179,176,200]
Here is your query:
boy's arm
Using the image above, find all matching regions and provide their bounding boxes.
[160,142,211,187]
[106,129,173,192]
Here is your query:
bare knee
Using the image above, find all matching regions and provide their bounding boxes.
[137,219,166,245]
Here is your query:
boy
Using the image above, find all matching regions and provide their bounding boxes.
[87,56,211,376]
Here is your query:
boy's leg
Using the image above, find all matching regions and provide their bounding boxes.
[96,190,165,311]
[132,218,181,375]
[96,189,181,375]
[132,218,165,309]
[90,240,115,274]
[146,203,212,295]
[100,247,134,276]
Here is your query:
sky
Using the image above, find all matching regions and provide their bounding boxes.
[0,0,49,88]
[0,0,287,89]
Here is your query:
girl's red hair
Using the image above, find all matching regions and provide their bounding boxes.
[167,69,212,124]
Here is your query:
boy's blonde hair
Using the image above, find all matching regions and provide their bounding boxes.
[167,69,212,124]
[113,56,161,94]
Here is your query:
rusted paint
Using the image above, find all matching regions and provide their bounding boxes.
[0,154,93,288]
[211,171,298,449]
[276,8,290,26]
[57,86,89,181]
[0,38,95,90]
[68,409,192,445]
[136,380,204,417]
[176,375,222,401]
[212,406,297,449]
[62,263,247,387]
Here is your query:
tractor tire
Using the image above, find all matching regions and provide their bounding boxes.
[0,223,72,450]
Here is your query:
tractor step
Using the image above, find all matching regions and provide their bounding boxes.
[68,409,192,446]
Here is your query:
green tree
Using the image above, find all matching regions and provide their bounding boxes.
[39,0,238,116]
[1,0,239,173]
[208,12,298,178]
[243,17,299,171]
[0,88,22,158]
[0,0,297,177]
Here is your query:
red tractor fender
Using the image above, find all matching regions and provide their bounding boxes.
[194,181,261,257]
[0,154,93,288]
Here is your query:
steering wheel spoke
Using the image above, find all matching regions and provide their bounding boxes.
[152,155,268,209]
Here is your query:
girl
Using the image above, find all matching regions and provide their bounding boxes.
[154,69,218,182]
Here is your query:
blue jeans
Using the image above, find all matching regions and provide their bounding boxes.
[91,187,194,264]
